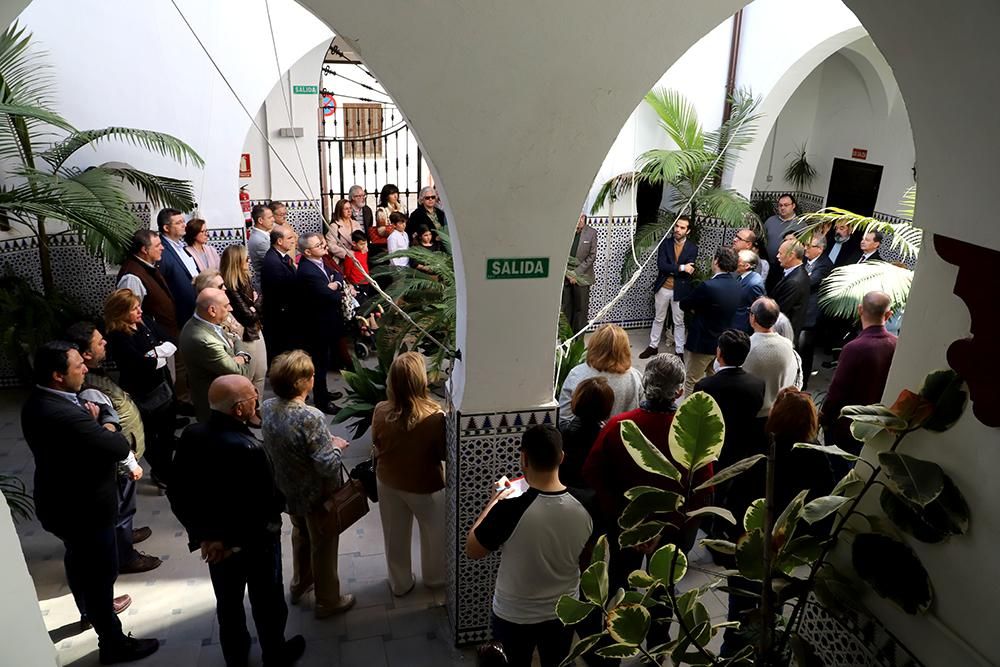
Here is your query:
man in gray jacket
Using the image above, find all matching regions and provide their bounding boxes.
[562,213,598,334]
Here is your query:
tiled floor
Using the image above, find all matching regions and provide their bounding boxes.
[3,328,835,666]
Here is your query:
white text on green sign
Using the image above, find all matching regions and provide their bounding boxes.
[486,257,550,279]
[293,85,319,95]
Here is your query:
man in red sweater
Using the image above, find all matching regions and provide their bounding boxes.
[820,291,897,469]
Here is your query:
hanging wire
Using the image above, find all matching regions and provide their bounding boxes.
[170,0,459,360]
[328,42,377,80]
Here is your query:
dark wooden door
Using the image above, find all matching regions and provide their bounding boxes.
[826,157,883,216]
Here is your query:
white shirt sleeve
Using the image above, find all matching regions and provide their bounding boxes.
[387,232,410,267]
[116,273,147,300]
[122,451,141,473]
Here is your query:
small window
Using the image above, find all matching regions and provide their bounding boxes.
[343,103,383,159]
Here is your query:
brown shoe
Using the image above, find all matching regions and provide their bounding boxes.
[120,553,162,574]
[638,346,659,359]
[315,594,355,619]
[131,527,151,544]
[80,595,132,629]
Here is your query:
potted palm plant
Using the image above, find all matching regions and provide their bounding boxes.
[783,142,817,192]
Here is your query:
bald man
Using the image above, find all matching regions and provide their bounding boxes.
[821,291,898,470]
[168,375,303,666]
[178,288,253,422]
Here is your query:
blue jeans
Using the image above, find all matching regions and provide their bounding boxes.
[491,612,574,667]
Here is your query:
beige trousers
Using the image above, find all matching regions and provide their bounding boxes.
[289,512,341,610]
[684,351,716,397]
[377,480,446,595]
[238,337,267,397]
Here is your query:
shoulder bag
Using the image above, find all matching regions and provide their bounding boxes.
[321,461,369,535]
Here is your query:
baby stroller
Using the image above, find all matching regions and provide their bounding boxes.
[344,284,382,359]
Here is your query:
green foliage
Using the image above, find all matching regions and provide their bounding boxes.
[330,353,389,438]
[783,143,817,191]
[877,452,944,506]
[619,419,681,481]
[555,334,587,396]
[852,533,933,614]
[667,391,725,473]
[694,454,765,491]
[879,475,969,543]
[0,473,33,522]
[0,273,84,380]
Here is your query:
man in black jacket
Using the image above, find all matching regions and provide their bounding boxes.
[261,226,299,364]
[640,215,699,358]
[22,342,159,664]
[295,232,345,414]
[769,239,811,341]
[800,236,834,389]
[679,247,741,395]
[169,375,304,667]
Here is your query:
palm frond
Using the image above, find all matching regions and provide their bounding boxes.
[635,147,716,186]
[704,88,762,173]
[41,127,204,170]
[898,185,916,220]
[817,262,912,319]
[695,188,755,227]
[590,171,638,213]
[0,474,34,523]
[620,219,672,283]
[0,102,74,132]
[643,88,704,151]
[97,166,197,211]
[798,207,923,261]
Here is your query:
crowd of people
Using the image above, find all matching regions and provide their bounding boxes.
[20,189,898,666]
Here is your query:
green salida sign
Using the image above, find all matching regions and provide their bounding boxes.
[486,257,550,280]
[292,85,319,95]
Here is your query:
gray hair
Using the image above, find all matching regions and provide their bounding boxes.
[642,354,685,405]
[810,234,827,249]
[773,313,795,342]
[738,249,758,269]
[349,185,365,197]
[298,231,323,254]
[419,186,437,200]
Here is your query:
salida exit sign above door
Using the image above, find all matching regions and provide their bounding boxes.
[852,148,868,160]
[486,257,550,279]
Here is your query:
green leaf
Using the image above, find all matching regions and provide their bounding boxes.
[686,506,736,525]
[832,470,865,498]
[594,644,640,659]
[776,535,825,573]
[607,604,651,645]
[735,530,765,580]
[878,452,944,506]
[850,420,885,442]
[818,262,914,320]
[648,544,688,585]
[591,534,608,568]
[619,490,682,530]
[839,405,908,431]
[887,389,935,430]
[555,595,597,625]
[743,498,766,532]
[693,454,765,491]
[919,369,968,432]
[558,633,604,667]
[620,420,680,481]
[627,569,658,588]
[607,587,626,611]
[581,561,609,607]
[801,495,851,524]
[699,539,737,555]
[879,474,969,543]
[623,485,665,502]
[813,566,863,616]
[852,533,933,614]
[0,102,76,133]
[791,442,859,461]
[667,391,725,473]
[773,489,809,546]
[618,522,666,549]
[678,601,712,647]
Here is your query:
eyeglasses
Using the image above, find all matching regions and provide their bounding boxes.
[233,396,256,407]
[735,235,751,243]
[422,195,438,201]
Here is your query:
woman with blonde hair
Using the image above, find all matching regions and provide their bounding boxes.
[261,350,355,617]
[558,324,643,424]
[372,352,446,596]
[219,245,267,399]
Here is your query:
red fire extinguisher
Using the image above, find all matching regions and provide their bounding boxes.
[240,185,252,233]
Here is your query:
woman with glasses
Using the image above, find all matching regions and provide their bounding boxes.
[183,218,220,272]
[407,186,447,238]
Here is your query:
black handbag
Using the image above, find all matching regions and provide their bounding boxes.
[350,456,378,503]
[135,378,173,413]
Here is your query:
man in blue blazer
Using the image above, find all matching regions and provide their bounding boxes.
[294,232,345,414]
[640,215,699,358]
[731,249,766,332]
[679,247,742,395]
[156,208,198,326]
[800,235,834,389]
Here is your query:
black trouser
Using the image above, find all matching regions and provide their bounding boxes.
[208,539,288,667]
[140,401,175,484]
[491,613,574,667]
[798,327,817,390]
[262,317,292,366]
[304,333,336,407]
[561,282,591,335]
[62,526,126,646]
[116,473,138,566]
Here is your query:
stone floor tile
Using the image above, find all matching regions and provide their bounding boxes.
[348,577,393,609]
[339,635,387,667]
[386,605,446,639]
[344,603,389,641]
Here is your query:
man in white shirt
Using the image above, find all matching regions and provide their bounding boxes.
[742,297,802,417]
[247,204,276,292]
[858,230,884,263]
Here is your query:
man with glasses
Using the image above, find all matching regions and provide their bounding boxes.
[348,185,374,237]
[408,186,448,235]
[731,228,769,283]
[763,195,804,292]
[800,235,833,389]
[294,232,346,414]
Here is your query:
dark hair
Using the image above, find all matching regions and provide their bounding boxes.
[571,377,615,421]
[129,229,158,255]
[267,200,286,213]
[676,215,691,227]
[520,424,563,471]
[33,341,76,386]
[183,218,206,245]
[868,230,884,243]
[351,230,367,243]
[333,199,352,221]
[389,211,408,227]
[156,208,183,231]
[766,387,818,442]
[378,184,400,208]
[714,246,738,273]
[750,297,780,329]
[778,193,798,211]
[64,322,98,357]
[251,204,269,225]
[717,329,751,366]
[270,227,288,246]
[414,224,434,238]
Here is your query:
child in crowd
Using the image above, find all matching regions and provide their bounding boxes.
[345,230,374,298]
[387,212,410,267]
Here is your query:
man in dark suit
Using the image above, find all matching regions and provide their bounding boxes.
[21,342,159,664]
[156,208,198,326]
[640,215,698,358]
[769,239,811,341]
[732,249,766,332]
[857,230,885,263]
[169,375,304,667]
[295,232,346,414]
[261,226,299,364]
[561,213,598,334]
[821,291,897,472]
[825,221,862,267]
[800,235,834,390]
[679,247,741,395]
